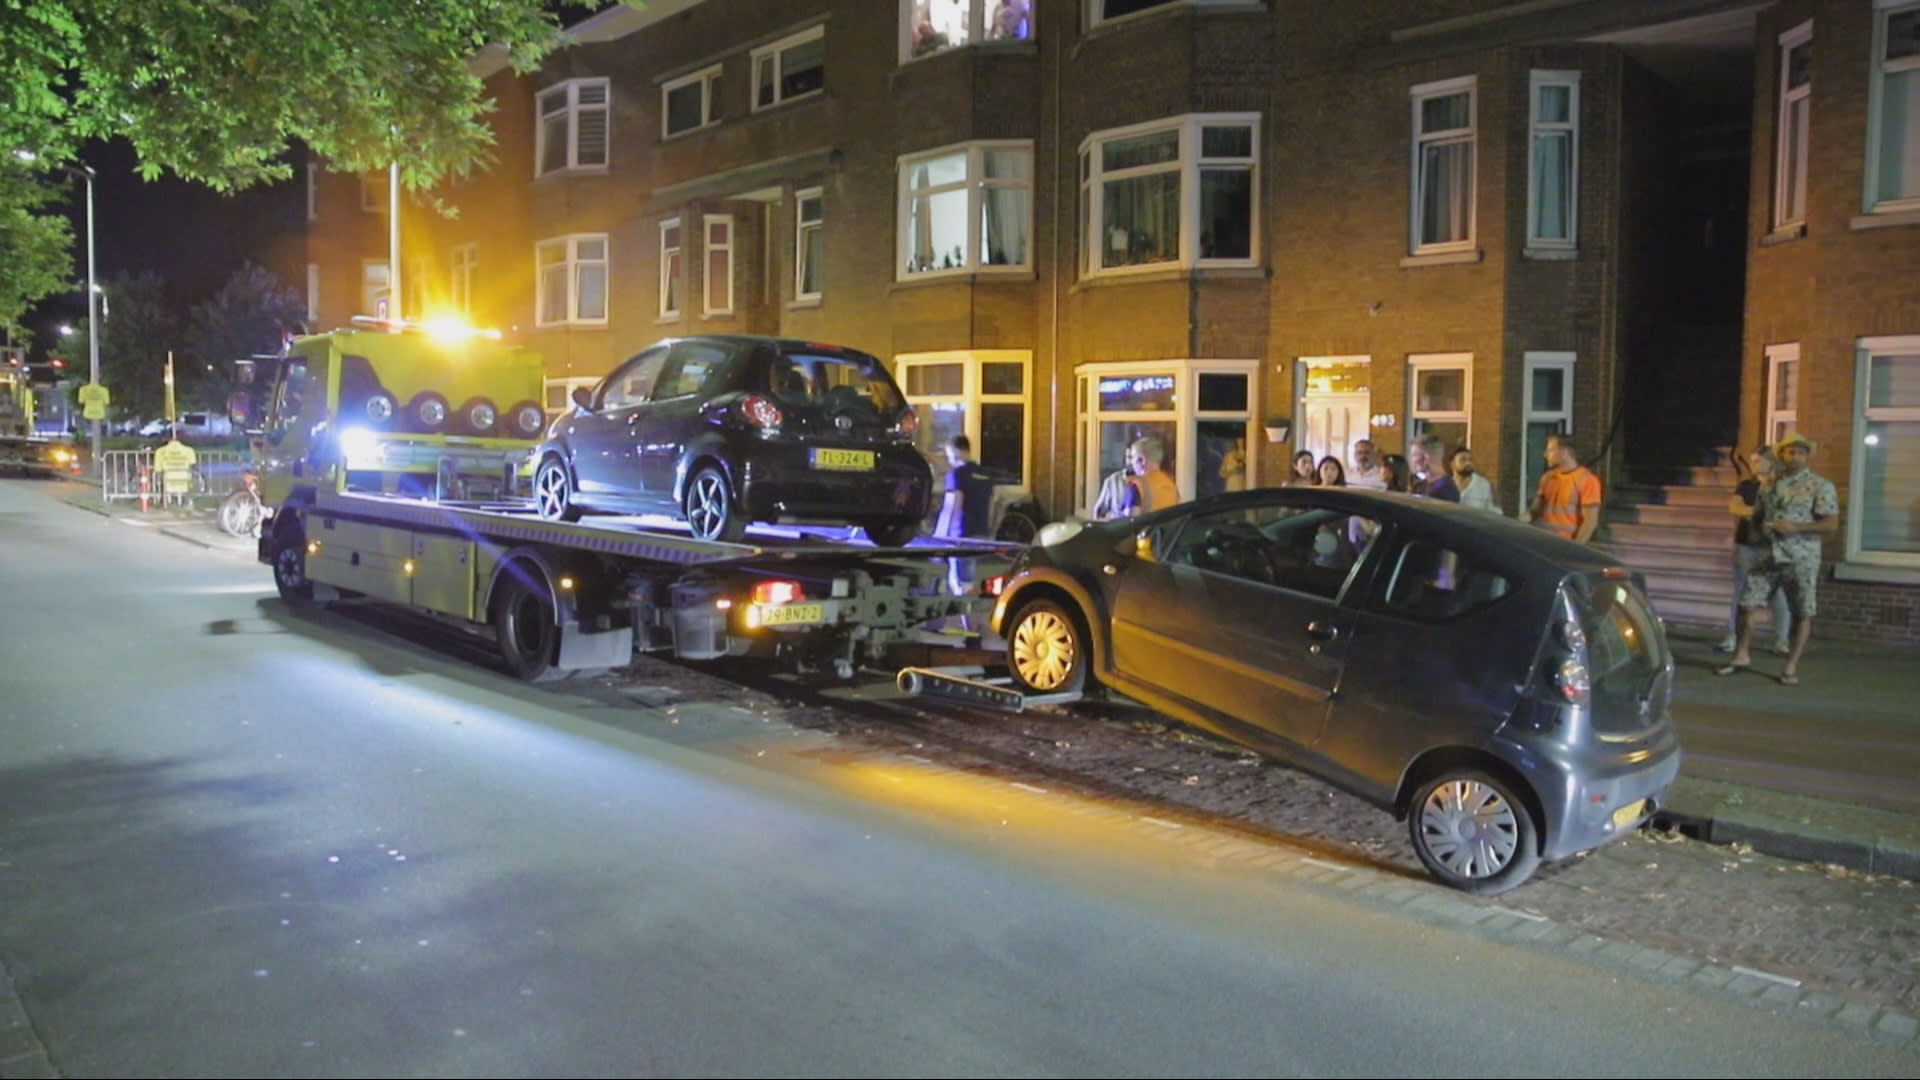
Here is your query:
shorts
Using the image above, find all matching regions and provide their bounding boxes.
[1740,546,1819,619]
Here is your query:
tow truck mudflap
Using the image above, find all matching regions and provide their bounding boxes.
[895,665,1083,712]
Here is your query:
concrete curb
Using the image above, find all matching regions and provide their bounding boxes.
[1657,777,1920,881]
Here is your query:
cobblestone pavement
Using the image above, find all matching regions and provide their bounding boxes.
[576,654,1920,1021]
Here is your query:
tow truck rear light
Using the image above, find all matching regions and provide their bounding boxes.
[741,395,783,429]
[751,579,804,606]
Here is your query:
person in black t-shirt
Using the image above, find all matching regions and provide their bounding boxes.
[935,434,993,625]
[1719,446,1792,655]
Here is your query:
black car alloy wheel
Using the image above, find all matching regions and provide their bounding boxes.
[685,466,745,542]
[535,458,581,522]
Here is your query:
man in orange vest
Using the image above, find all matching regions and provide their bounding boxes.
[1528,432,1602,544]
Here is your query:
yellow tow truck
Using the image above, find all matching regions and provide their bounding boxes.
[254,316,549,508]
[0,366,80,477]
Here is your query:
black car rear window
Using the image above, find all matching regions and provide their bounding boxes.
[768,349,904,413]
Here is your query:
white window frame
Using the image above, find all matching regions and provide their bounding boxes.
[361,259,390,317]
[1521,351,1575,515]
[899,140,1035,280]
[1086,0,1241,31]
[1074,358,1259,513]
[1526,70,1580,252]
[1406,353,1473,452]
[1866,1,1920,213]
[794,187,824,303]
[534,234,609,328]
[449,244,477,317]
[1849,334,1920,564]
[536,77,611,177]
[660,218,684,319]
[1774,21,1814,230]
[895,349,1034,487]
[902,0,1034,63]
[703,214,735,317]
[306,263,319,322]
[752,25,826,113]
[662,64,722,139]
[1410,75,1478,256]
[1765,342,1800,448]
[1078,113,1261,279]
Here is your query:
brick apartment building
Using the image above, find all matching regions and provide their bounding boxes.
[299,0,1919,642]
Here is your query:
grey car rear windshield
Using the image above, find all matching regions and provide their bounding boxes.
[1571,574,1668,730]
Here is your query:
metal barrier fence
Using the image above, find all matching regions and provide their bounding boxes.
[99,448,251,509]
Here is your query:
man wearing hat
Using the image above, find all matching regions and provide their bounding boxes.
[1716,432,1839,685]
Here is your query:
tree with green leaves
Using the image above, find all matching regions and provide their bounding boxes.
[2,0,602,329]
[183,262,304,414]
[0,155,74,332]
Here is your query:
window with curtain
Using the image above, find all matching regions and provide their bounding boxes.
[904,0,1033,62]
[659,219,683,318]
[662,66,722,138]
[536,79,610,176]
[795,188,824,301]
[1868,4,1920,211]
[899,142,1032,278]
[1528,71,1578,249]
[704,215,733,316]
[1412,77,1475,253]
[1854,340,1920,560]
[1080,114,1259,277]
[1773,25,1812,228]
[536,235,607,326]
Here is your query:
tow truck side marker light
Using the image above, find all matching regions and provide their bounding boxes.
[307,540,322,555]
[402,559,416,575]
[559,576,575,591]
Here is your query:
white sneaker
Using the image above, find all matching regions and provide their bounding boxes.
[1714,636,1736,653]
[1771,640,1792,655]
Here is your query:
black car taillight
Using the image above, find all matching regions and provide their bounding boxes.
[740,395,783,429]
[890,409,919,441]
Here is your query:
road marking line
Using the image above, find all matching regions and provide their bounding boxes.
[1731,965,1802,987]
[1300,856,1348,872]
[1009,782,1049,795]
[898,754,933,764]
[1138,816,1184,830]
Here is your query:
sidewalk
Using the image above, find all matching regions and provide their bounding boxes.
[37,473,1920,878]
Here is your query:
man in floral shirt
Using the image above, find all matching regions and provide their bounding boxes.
[1716,432,1839,685]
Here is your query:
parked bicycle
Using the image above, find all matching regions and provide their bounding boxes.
[217,467,263,537]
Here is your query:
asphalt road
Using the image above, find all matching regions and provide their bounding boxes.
[2,478,1915,1079]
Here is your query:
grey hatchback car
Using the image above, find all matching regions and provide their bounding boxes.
[990,487,1681,894]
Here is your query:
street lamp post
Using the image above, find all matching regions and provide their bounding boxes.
[78,162,99,469]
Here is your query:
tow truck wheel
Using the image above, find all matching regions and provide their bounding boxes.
[364,390,398,428]
[408,392,450,433]
[493,575,566,683]
[685,466,746,542]
[534,458,582,522]
[862,519,920,547]
[271,516,322,609]
[458,397,498,436]
[1005,598,1087,695]
[505,400,547,439]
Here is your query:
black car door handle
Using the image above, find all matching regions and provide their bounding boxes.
[1306,621,1340,641]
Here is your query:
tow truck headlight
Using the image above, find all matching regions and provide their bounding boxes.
[338,425,381,468]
